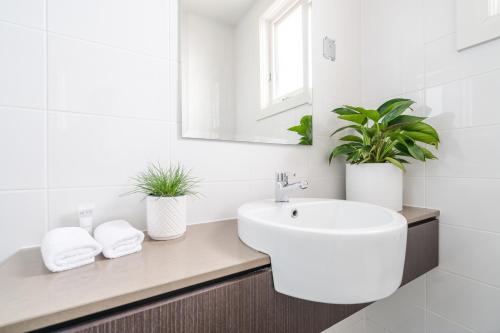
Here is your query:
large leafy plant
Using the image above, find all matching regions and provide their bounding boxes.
[329,98,439,170]
[288,115,313,145]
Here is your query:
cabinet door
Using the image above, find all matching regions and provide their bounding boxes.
[402,220,439,285]
[54,269,356,333]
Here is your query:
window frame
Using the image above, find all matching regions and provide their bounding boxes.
[258,0,312,120]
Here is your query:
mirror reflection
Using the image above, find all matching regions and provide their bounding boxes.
[181,0,313,145]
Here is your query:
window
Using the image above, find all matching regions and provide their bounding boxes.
[489,0,500,17]
[259,0,312,119]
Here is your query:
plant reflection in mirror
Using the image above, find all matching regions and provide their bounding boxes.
[288,115,313,145]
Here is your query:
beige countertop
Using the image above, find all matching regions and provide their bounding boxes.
[402,206,440,224]
[0,220,270,333]
[0,206,439,332]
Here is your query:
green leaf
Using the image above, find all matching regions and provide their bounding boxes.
[405,141,426,161]
[385,157,405,171]
[301,114,313,127]
[403,131,439,146]
[287,125,306,135]
[388,115,426,127]
[345,106,380,122]
[360,127,371,146]
[329,143,360,164]
[299,137,313,145]
[403,122,440,146]
[288,115,313,146]
[395,143,412,157]
[379,141,397,160]
[340,135,363,143]
[332,107,359,115]
[330,125,359,137]
[339,114,367,125]
[381,100,415,124]
[378,98,411,116]
[419,146,438,160]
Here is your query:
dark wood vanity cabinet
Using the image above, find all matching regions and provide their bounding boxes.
[48,220,438,333]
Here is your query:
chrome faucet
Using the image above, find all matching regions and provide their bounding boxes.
[275,172,309,202]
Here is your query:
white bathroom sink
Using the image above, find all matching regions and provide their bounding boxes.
[238,198,407,304]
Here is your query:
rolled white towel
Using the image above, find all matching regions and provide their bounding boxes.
[41,227,102,273]
[94,220,144,259]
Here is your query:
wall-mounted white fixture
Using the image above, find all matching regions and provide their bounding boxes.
[323,37,336,61]
[238,198,407,304]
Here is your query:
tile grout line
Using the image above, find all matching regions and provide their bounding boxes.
[45,108,175,124]
[0,188,47,194]
[44,0,50,233]
[422,35,430,331]
[425,175,500,181]
[422,0,429,216]
[431,65,500,88]
[0,18,44,32]
[46,30,170,61]
[437,267,500,290]
[0,104,46,112]
[439,221,500,235]
[435,122,500,132]
[426,310,479,333]
[0,19,168,61]
[0,176,347,194]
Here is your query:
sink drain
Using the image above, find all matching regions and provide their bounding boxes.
[291,209,299,218]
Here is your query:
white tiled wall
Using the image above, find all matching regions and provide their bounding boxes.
[344,0,500,332]
[0,0,361,262]
[2,0,497,331]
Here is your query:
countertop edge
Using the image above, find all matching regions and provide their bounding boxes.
[402,206,440,224]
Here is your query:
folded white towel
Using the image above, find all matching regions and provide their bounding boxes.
[94,220,144,259]
[41,227,102,273]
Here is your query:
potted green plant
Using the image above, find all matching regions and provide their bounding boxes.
[131,164,199,240]
[329,98,439,211]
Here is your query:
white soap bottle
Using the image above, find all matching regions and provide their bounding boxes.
[78,203,95,234]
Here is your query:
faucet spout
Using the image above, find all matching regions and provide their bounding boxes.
[275,172,308,202]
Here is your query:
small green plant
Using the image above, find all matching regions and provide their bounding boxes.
[131,164,199,197]
[288,115,313,145]
[329,98,440,170]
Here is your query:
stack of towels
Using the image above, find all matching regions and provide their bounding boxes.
[94,220,145,259]
[41,220,145,273]
[41,227,102,273]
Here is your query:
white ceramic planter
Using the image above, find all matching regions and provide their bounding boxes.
[346,163,403,211]
[146,196,187,240]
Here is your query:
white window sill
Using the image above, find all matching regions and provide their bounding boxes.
[258,93,311,121]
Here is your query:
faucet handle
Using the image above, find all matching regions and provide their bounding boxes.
[275,171,296,183]
[275,172,285,183]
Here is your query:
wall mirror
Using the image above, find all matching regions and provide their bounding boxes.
[180,0,313,145]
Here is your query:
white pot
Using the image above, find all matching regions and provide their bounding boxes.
[346,163,403,211]
[146,196,187,240]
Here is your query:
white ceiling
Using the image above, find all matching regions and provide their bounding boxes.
[182,0,256,24]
